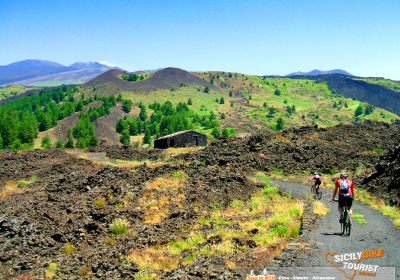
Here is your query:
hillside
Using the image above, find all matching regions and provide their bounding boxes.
[0,84,39,100]
[289,74,400,115]
[80,67,219,94]
[84,70,398,137]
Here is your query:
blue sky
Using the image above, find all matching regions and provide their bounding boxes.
[1,0,399,79]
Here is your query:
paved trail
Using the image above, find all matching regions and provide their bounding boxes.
[270,179,400,278]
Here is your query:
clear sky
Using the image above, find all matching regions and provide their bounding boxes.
[1,0,399,79]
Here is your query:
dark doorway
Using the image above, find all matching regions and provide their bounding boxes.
[193,136,198,146]
[170,139,174,147]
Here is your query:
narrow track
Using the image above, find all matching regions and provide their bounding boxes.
[270,179,400,278]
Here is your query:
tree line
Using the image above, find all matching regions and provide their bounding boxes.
[116,101,220,145]
[0,85,120,150]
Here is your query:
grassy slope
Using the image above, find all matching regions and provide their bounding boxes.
[28,81,83,87]
[81,72,399,137]
[0,84,39,100]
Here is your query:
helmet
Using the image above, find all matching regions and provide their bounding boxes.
[340,173,348,179]
[314,172,318,175]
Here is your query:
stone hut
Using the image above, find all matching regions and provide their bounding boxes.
[154,130,207,149]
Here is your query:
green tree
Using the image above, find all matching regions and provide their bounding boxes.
[291,105,296,113]
[274,89,281,96]
[249,95,252,100]
[120,129,130,145]
[139,106,147,121]
[88,135,99,147]
[64,137,74,148]
[204,86,210,93]
[143,128,151,145]
[41,135,51,148]
[333,101,337,108]
[122,99,133,113]
[0,134,2,149]
[355,105,364,116]
[55,140,63,148]
[215,98,219,102]
[211,127,221,139]
[220,97,225,104]
[220,113,226,119]
[263,102,267,108]
[344,102,348,108]
[365,104,374,115]
[188,98,193,105]
[283,99,287,104]
[276,118,284,131]
[222,127,229,136]
[229,91,233,97]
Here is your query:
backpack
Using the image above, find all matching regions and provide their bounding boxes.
[340,179,349,193]
[315,175,321,183]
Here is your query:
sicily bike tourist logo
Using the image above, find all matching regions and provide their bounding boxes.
[325,249,384,279]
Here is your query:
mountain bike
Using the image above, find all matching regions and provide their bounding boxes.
[332,200,351,236]
[311,184,322,200]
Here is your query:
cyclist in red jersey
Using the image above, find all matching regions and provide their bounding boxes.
[310,172,322,194]
[332,173,354,225]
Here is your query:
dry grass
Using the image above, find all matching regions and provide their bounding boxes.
[139,172,187,224]
[356,189,400,227]
[163,146,204,155]
[313,201,330,216]
[0,180,29,198]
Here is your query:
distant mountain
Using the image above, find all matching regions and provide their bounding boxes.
[0,59,125,86]
[286,69,354,77]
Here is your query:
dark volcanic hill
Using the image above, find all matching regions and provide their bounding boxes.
[290,74,400,115]
[286,69,354,76]
[81,67,220,93]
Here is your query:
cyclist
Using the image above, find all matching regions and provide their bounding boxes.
[332,173,354,225]
[310,172,322,194]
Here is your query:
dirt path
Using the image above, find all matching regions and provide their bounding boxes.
[270,179,400,278]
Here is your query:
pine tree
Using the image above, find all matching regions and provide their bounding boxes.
[122,99,133,113]
[120,129,130,145]
[204,86,210,93]
[56,140,63,148]
[88,135,99,147]
[355,105,364,116]
[276,118,284,131]
[41,135,51,148]
[229,91,233,97]
[220,97,225,104]
[188,98,193,105]
[116,118,125,133]
[139,106,147,121]
[143,128,151,145]
[64,137,74,148]
[274,89,281,96]
[0,134,3,150]
[220,113,226,119]
[211,127,221,139]
[263,102,267,108]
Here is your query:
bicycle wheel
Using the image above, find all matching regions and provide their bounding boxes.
[316,186,322,200]
[345,212,351,236]
[311,185,315,195]
[342,210,348,235]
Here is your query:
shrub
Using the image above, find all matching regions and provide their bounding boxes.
[94,197,106,207]
[110,218,130,235]
[63,242,77,256]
